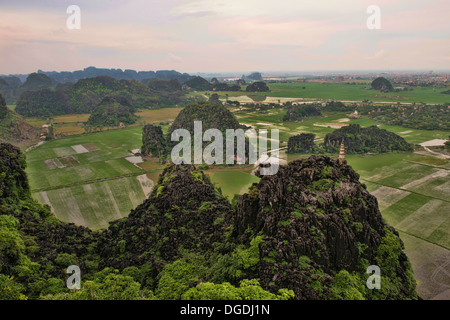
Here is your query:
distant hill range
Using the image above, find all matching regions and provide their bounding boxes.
[15,75,186,117]
[0,67,192,104]
[242,72,263,81]
[36,66,192,84]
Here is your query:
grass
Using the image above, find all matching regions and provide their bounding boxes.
[267,82,450,104]
[207,170,260,200]
[215,82,450,104]
[26,127,144,191]
[24,107,183,137]
[346,152,450,251]
[33,175,146,230]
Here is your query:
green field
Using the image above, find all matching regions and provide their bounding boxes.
[32,175,148,230]
[233,107,449,146]
[26,127,144,191]
[25,127,158,230]
[219,82,450,104]
[209,170,260,200]
[345,152,450,299]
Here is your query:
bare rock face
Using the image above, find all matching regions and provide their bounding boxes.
[234,155,414,299]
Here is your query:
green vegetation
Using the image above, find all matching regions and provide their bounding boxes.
[0,94,7,120]
[324,124,413,154]
[246,81,270,92]
[184,76,213,91]
[209,171,260,200]
[359,103,450,131]
[170,101,241,136]
[283,103,322,121]
[86,94,138,128]
[141,124,168,158]
[0,142,419,300]
[227,82,450,104]
[371,77,394,92]
[15,76,185,117]
[2,78,448,301]
[287,133,315,154]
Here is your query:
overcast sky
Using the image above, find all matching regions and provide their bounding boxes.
[0,0,449,74]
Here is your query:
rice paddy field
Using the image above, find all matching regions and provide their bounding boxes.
[217,82,450,104]
[26,127,164,230]
[346,152,450,300]
[24,96,449,299]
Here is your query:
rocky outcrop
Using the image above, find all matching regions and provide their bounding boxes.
[234,155,415,299]
[0,142,418,300]
[324,124,413,154]
[98,164,234,270]
[141,124,167,157]
[371,77,394,92]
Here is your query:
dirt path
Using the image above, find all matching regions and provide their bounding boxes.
[40,191,55,214]
[422,146,450,160]
[137,174,154,198]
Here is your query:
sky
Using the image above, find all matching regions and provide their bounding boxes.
[0,0,449,74]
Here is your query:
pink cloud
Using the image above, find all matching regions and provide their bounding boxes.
[209,16,351,49]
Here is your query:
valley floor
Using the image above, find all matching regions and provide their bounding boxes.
[24,106,449,299]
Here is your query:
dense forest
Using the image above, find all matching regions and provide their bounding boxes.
[0,143,418,300]
[371,77,394,92]
[0,68,192,104]
[141,124,168,158]
[183,76,241,92]
[359,103,450,131]
[35,67,192,85]
[169,101,242,139]
[183,76,213,91]
[86,94,138,128]
[0,94,7,120]
[142,101,250,163]
[15,76,185,117]
[287,133,316,154]
[283,104,322,121]
[322,101,356,112]
[245,81,270,92]
[324,124,413,154]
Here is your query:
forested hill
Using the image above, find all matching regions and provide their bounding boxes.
[0,144,418,300]
[0,67,191,104]
[86,94,138,127]
[324,124,413,154]
[141,101,246,160]
[169,101,241,137]
[283,104,322,121]
[15,76,185,117]
[36,67,192,84]
[0,93,39,146]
